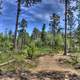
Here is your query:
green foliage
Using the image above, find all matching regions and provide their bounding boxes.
[27,42,37,59]
[49,13,60,35]
[34,38,43,47]
[75,25,80,51]
[31,27,41,40]
[55,34,64,50]
[46,32,64,50]
[49,13,61,49]
[0,51,13,64]
[18,18,27,49]
[41,24,47,45]
[46,32,53,46]
[0,33,13,51]
[70,55,79,65]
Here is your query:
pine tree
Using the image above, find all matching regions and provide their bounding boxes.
[67,0,76,52]
[60,0,77,55]
[41,24,46,44]
[76,0,80,50]
[31,27,40,40]
[18,18,27,49]
[76,25,80,50]
[14,0,21,50]
[14,0,42,50]
[49,13,60,49]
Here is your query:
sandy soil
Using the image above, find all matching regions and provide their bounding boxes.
[0,54,80,80]
[30,54,79,75]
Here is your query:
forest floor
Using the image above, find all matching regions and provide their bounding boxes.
[30,54,80,74]
[0,54,80,80]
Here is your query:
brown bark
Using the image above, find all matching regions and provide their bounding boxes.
[64,0,67,55]
[14,0,21,50]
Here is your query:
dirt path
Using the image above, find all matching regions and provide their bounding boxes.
[0,54,80,80]
[31,54,79,75]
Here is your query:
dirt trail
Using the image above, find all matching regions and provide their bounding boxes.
[31,54,79,75]
[0,54,80,80]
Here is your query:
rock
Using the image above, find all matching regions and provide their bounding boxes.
[35,71,65,80]
[20,73,29,80]
[0,69,3,75]
[0,70,80,80]
[74,63,80,69]
[20,70,32,80]
[68,74,80,80]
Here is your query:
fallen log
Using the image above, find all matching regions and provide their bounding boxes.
[0,59,15,67]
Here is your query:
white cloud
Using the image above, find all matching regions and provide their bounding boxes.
[3,0,64,23]
[21,0,64,23]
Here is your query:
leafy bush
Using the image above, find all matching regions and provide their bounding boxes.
[70,55,79,65]
[27,42,37,59]
[34,38,43,48]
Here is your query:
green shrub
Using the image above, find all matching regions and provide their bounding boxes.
[27,42,37,59]
[70,55,79,65]
[34,38,43,48]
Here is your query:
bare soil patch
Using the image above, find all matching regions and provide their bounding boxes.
[0,54,80,80]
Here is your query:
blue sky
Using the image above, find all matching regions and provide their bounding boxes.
[0,0,64,35]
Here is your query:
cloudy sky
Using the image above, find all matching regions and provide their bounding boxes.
[0,0,64,34]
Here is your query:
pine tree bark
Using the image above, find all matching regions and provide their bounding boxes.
[64,0,67,55]
[14,0,21,50]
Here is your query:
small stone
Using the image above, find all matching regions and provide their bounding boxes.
[74,63,80,69]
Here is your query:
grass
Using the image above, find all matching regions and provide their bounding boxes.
[0,52,13,64]
[0,47,62,64]
[0,47,80,72]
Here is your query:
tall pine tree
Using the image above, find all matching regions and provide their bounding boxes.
[41,24,46,43]
[49,13,60,49]
[14,0,42,50]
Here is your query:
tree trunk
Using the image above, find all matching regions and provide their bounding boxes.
[14,0,21,50]
[64,0,67,55]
